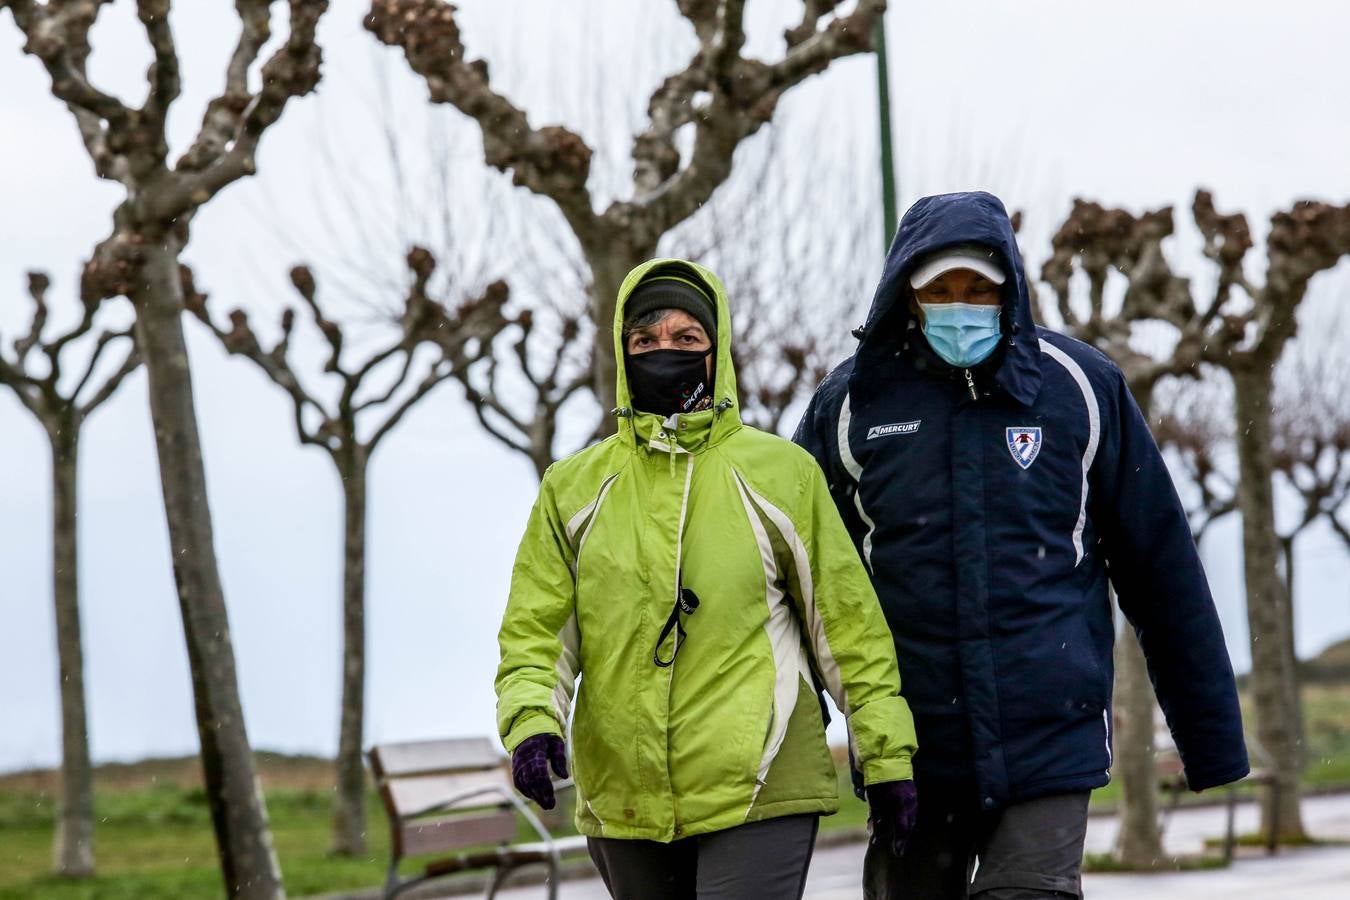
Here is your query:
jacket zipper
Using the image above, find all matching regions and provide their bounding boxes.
[964,368,979,400]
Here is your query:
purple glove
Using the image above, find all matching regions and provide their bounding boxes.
[511,734,569,810]
[866,779,918,856]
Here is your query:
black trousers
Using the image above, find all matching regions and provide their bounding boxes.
[586,814,820,900]
[864,790,1090,900]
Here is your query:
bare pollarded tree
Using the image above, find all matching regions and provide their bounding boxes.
[1040,201,1207,868]
[1040,191,1350,843]
[187,256,508,855]
[365,0,888,418]
[1,2,331,895]
[0,273,140,878]
[267,42,880,479]
[1271,327,1350,583]
[1155,344,1350,757]
[1191,193,1350,842]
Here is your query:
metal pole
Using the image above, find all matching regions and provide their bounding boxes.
[874,12,897,252]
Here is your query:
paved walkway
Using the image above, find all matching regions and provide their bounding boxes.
[491,792,1350,899]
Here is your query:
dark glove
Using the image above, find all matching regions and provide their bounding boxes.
[866,779,918,856]
[510,734,569,810]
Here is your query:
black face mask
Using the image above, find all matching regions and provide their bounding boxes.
[626,348,714,417]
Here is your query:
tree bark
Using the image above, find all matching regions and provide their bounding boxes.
[49,424,95,878]
[1231,362,1306,842]
[1279,533,1306,793]
[1112,621,1165,866]
[131,238,285,898]
[331,450,369,856]
[1110,391,1165,866]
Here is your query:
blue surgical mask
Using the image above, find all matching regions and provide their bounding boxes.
[919,302,1002,368]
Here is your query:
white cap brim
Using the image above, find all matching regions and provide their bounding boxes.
[909,250,1007,290]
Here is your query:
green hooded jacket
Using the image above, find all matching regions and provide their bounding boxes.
[495,259,917,841]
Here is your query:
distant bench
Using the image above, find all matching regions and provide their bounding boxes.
[368,737,589,899]
[1155,740,1281,861]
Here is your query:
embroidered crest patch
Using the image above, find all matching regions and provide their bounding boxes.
[1006,427,1042,469]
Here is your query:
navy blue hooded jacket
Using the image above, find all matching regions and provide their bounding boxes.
[794,192,1248,810]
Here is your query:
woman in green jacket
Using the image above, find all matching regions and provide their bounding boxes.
[496,259,918,899]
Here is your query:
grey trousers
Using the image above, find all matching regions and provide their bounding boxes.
[864,791,1091,900]
[586,814,820,900]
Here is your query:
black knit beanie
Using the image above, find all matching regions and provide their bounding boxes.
[623,274,718,344]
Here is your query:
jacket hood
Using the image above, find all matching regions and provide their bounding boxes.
[855,191,1042,405]
[613,258,742,445]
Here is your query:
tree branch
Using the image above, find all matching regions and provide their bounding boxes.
[68,327,131,405]
[634,0,885,234]
[363,0,596,236]
[136,0,182,145]
[174,0,271,173]
[288,265,345,374]
[13,270,53,361]
[6,0,131,126]
[366,359,453,449]
[0,268,139,423]
[77,341,140,418]
[183,267,331,448]
[161,0,328,219]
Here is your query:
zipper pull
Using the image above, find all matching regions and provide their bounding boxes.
[964,368,979,400]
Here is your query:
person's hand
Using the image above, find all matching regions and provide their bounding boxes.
[866,779,918,856]
[510,734,569,810]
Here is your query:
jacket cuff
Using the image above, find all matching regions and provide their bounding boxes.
[502,710,562,753]
[1185,759,1251,793]
[861,755,914,786]
[848,694,919,783]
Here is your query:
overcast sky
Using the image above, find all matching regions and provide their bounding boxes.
[2,0,1349,773]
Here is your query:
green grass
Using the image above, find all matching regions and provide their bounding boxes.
[4,682,1349,897]
[0,787,396,899]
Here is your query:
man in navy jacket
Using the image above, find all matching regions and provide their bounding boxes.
[795,192,1248,899]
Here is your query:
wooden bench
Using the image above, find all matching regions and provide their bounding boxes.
[368,737,589,899]
[1155,741,1281,861]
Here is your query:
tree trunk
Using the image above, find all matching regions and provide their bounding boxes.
[331,451,369,856]
[49,425,95,878]
[1111,392,1163,867]
[1279,533,1306,790]
[582,238,654,425]
[131,238,285,898]
[1112,623,1165,867]
[1231,363,1306,843]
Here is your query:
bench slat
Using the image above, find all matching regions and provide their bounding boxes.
[401,809,518,857]
[387,769,514,816]
[374,737,502,777]
[423,834,590,878]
